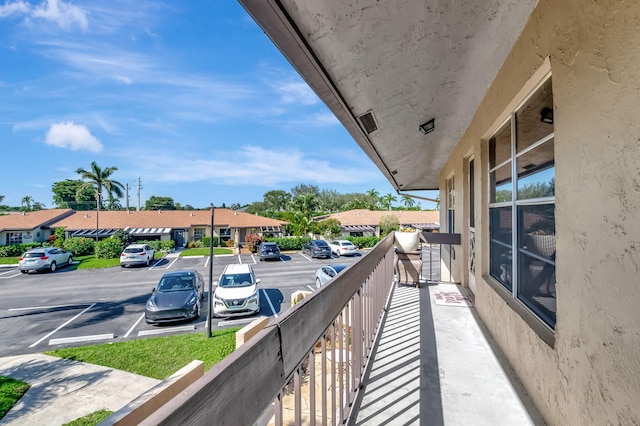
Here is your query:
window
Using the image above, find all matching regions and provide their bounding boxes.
[488,77,556,329]
[193,228,205,241]
[8,232,22,244]
[447,176,455,233]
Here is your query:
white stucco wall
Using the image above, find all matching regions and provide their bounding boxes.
[440,0,640,424]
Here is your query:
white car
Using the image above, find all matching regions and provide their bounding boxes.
[315,264,348,288]
[329,240,358,257]
[120,244,155,267]
[19,247,73,273]
[213,264,261,318]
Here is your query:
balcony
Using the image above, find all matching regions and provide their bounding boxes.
[143,234,543,425]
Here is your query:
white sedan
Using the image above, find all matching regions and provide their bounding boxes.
[315,264,348,288]
[329,240,358,257]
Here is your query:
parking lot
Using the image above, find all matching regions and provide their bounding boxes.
[0,249,363,357]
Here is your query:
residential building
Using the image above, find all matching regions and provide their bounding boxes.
[314,209,439,237]
[0,209,74,246]
[226,1,639,424]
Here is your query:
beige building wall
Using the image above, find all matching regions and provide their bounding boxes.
[440,0,640,424]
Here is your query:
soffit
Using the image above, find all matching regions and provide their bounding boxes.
[239,0,538,191]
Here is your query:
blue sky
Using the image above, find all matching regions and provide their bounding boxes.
[0,0,436,210]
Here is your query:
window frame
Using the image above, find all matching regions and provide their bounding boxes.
[486,73,556,347]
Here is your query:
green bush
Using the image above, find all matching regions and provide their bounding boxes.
[0,243,41,257]
[139,239,175,253]
[264,236,311,251]
[347,235,379,248]
[201,236,219,247]
[94,237,124,259]
[63,237,95,256]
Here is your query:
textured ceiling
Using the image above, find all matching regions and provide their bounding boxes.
[239,0,539,192]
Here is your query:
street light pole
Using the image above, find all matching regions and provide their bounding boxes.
[95,191,100,242]
[207,204,215,338]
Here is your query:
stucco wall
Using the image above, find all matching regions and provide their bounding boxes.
[440,0,640,424]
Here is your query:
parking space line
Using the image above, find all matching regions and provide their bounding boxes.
[250,254,257,264]
[125,313,146,338]
[29,303,96,348]
[138,325,195,336]
[262,289,278,319]
[10,303,92,311]
[0,271,21,279]
[49,334,114,345]
[306,285,316,292]
[216,318,256,327]
[237,254,243,264]
[300,253,313,261]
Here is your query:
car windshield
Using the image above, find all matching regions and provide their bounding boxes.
[262,243,277,250]
[124,247,144,253]
[219,273,254,288]
[315,241,329,247]
[157,277,195,292]
[332,265,348,273]
[23,252,45,258]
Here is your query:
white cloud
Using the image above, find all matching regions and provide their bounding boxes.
[45,121,103,152]
[0,0,88,30]
[274,80,319,105]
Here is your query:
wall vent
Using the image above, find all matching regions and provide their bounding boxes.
[358,111,378,134]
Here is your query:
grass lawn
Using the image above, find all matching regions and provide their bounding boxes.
[0,376,30,420]
[45,328,239,380]
[62,409,113,426]
[0,257,18,265]
[181,247,233,256]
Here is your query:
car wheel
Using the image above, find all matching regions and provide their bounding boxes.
[146,257,150,266]
[20,270,27,274]
[50,261,57,272]
[335,250,341,257]
[316,278,322,288]
[67,256,73,266]
[194,305,200,320]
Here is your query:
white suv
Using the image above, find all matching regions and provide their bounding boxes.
[213,264,260,318]
[120,244,155,267]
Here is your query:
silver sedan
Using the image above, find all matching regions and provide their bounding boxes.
[19,247,73,273]
[315,264,348,288]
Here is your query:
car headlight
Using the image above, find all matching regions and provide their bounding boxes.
[186,295,197,306]
[146,298,158,311]
[247,292,259,304]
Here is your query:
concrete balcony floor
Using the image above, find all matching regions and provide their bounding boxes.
[349,281,546,426]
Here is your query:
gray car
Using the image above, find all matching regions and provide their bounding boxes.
[145,270,204,324]
[259,242,281,261]
[19,247,73,273]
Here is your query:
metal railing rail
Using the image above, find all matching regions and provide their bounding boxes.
[142,234,396,426]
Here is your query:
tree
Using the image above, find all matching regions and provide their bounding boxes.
[21,196,33,211]
[289,193,318,217]
[401,195,416,209]
[52,179,96,210]
[32,201,46,210]
[106,194,122,210]
[75,162,125,209]
[316,218,342,239]
[145,196,176,210]
[263,190,291,212]
[291,183,319,198]
[379,213,399,236]
[380,193,397,211]
[0,195,4,203]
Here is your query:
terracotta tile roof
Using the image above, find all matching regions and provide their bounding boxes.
[316,209,440,227]
[0,209,74,232]
[50,208,287,230]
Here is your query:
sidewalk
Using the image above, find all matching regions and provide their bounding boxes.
[350,282,546,425]
[0,354,159,425]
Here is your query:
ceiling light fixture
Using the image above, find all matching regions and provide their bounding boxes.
[419,118,435,135]
[540,107,554,124]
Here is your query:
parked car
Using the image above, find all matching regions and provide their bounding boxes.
[145,270,204,324]
[315,264,348,288]
[259,242,281,261]
[213,264,261,318]
[120,244,155,267]
[19,247,73,273]
[329,240,358,256]
[302,240,332,259]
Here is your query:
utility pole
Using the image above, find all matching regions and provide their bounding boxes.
[137,177,142,211]
[125,183,130,212]
[207,204,215,338]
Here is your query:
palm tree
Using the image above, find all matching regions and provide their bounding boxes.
[76,162,125,241]
[381,193,397,211]
[76,162,125,209]
[401,195,416,209]
[21,196,33,211]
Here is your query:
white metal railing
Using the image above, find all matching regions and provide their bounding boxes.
[141,234,396,425]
